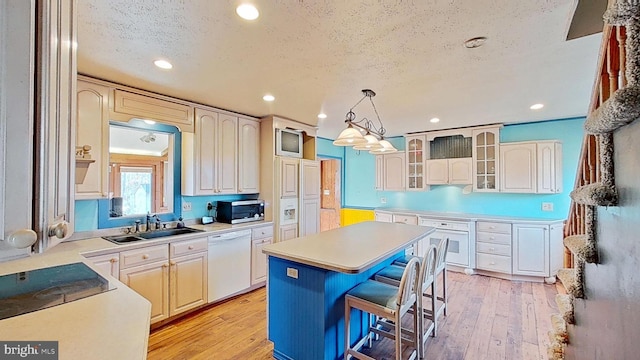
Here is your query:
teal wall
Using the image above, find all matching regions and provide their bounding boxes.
[74,194,253,231]
[75,117,585,231]
[340,117,585,219]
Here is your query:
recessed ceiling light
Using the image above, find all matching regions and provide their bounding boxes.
[143,120,156,125]
[430,117,440,123]
[464,36,487,49]
[317,113,327,119]
[153,59,173,69]
[530,103,544,110]
[236,4,259,20]
[263,94,275,102]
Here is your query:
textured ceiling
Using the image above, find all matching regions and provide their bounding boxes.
[77,0,603,138]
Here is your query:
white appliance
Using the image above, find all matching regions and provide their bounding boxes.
[207,230,251,303]
[275,128,303,158]
[280,197,298,225]
[419,218,472,269]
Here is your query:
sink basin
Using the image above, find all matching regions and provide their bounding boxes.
[137,227,204,239]
[102,227,204,244]
[102,235,145,244]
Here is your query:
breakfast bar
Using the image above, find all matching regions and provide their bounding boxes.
[262,221,435,360]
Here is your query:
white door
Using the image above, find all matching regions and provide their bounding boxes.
[375,155,384,190]
[0,1,37,261]
[537,141,562,194]
[384,153,405,191]
[300,198,320,237]
[512,224,548,276]
[449,158,473,184]
[194,108,218,195]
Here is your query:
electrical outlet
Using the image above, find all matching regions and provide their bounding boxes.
[16,271,28,283]
[182,201,192,211]
[380,197,387,204]
[286,267,299,279]
[206,202,213,211]
[542,202,554,211]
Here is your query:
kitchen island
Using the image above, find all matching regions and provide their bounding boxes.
[262,221,434,360]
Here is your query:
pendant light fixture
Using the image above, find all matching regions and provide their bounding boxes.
[333,89,397,154]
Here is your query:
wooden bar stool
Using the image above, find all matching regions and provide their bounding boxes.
[394,237,449,336]
[344,257,421,360]
[375,245,437,359]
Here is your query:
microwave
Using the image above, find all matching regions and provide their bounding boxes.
[216,200,265,224]
[275,128,303,158]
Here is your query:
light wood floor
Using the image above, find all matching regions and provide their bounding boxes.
[148,272,560,360]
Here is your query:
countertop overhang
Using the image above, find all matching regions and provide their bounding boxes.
[262,221,434,274]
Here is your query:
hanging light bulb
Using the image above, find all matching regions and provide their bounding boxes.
[353,133,383,150]
[332,123,367,146]
[369,139,398,154]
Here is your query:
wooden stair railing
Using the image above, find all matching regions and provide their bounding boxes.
[563,24,627,268]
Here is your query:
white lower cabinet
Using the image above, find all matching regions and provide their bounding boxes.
[86,252,120,279]
[512,224,548,277]
[279,224,298,242]
[475,221,512,274]
[251,225,274,285]
[118,237,208,324]
[375,211,393,223]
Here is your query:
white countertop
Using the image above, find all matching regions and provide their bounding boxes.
[262,221,434,274]
[0,220,273,360]
[374,208,565,224]
[0,245,151,360]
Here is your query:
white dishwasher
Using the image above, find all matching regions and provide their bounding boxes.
[208,230,252,303]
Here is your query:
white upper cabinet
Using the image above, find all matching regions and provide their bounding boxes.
[537,141,562,194]
[216,113,238,194]
[376,153,406,191]
[425,158,472,185]
[183,108,249,196]
[500,140,562,194]
[425,159,448,184]
[500,142,537,193]
[238,118,260,194]
[75,80,110,199]
[279,157,299,198]
[405,135,427,191]
[472,127,500,192]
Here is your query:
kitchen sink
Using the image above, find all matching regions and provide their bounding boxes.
[102,227,204,244]
[137,227,204,239]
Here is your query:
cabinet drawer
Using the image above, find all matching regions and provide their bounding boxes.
[393,214,418,225]
[120,244,168,269]
[477,241,511,256]
[477,221,511,234]
[170,238,208,257]
[476,231,512,245]
[252,225,274,240]
[476,253,512,274]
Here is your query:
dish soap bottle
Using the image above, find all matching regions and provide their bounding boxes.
[176,216,185,228]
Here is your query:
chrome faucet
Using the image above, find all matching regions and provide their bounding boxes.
[146,213,154,232]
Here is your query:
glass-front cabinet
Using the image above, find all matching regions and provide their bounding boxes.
[405,135,427,191]
[472,126,501,192]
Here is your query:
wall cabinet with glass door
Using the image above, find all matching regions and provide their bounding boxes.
[472,127,501,192]
[405,135,427,191]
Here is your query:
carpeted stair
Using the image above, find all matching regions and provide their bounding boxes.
[550,1,640,358]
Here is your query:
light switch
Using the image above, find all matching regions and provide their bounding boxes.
[542,202,554,211]
[323,189,331,196]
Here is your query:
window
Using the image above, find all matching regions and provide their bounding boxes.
[119,166,153,216]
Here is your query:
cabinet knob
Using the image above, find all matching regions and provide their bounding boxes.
[142,254,149,259]
[170,261,176,266]
[489,236,495,240]
[238,188,243,192]
[490,262,496,265]
[489,247,495,251]
[188,245,194,250]
[48,221,68,239]
[110,258,118,263]
[489,226,495,229]
[162,263,169,268]
[3,229,37,249]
